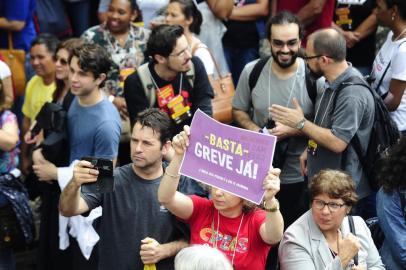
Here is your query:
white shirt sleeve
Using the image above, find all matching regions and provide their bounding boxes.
[0,60,11,80]
[194,46,216,76]
[391,40,406,82]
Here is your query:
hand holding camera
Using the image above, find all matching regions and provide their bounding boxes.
[72,160,99,186]
[73,157,114,193]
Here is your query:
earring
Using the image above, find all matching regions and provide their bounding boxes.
[392,15,395,21]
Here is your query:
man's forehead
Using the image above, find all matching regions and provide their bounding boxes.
[306,39,315,52]
[133,123,161,139]
[172,35,188,51]
[271,23,300,39]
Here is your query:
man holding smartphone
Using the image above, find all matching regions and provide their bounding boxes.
[60,108,205,270]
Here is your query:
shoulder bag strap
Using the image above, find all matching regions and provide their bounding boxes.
[375,40,406,99]
[348,216,359,265]
[193,43,222,79]
[7,32,14,50]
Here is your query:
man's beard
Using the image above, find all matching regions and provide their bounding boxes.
[307,63,323,80]
[271,49,298,69]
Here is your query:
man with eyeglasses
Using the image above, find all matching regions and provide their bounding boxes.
[270,28,375,220]
[124,24,213,135]
[232,12,315,231]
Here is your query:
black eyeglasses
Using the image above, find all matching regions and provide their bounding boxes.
[304,54,333,61]
[304,54,322,61]
[169,45,191,58]
[312,199,346,212]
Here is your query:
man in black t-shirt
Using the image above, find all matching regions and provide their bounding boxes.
[59,108,206,270]
[124,24,213,135]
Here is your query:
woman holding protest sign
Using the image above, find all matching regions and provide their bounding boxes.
[158,125,284,270]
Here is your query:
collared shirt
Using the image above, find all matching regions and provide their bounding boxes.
[82,22,150,97]
[308,65,375,199]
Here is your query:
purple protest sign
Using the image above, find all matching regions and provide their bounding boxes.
[179,109,277,204]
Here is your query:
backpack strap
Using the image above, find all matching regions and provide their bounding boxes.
[137,62,195,108]
[137,63,156,108]
[185,61,195,89]
[249,56,271,91]
[248,56,317,104]
[332,76,372,168]
[348,216,359,265]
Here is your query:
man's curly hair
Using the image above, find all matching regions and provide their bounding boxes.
[377,137,406,192]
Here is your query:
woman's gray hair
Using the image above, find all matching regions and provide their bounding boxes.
[175,245,233,270]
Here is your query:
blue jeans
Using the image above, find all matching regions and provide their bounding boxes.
[224,46,259,86]
[0,248,15,270]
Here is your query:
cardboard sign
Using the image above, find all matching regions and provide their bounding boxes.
[180,110,277,204]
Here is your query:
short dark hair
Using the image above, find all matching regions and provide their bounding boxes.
[169,0,203,34]
[135,108,173,145]
[266,11,304,40]
[309,28,347,62]
[386,0,406,20]
[30,33,59,56]
[69,43,113,88]
[146,24,184,61]
[309,169,358,207]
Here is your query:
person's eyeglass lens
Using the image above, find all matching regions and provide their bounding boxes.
[313,199,345,212]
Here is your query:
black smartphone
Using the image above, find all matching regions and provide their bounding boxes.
[81,156,114,193]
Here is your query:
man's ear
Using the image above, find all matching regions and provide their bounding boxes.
[154,54,167,64]
[162,140,172,154]
[95,73,107,86]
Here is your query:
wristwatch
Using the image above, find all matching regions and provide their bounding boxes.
[263,198,280,212]
[295,118,306,130]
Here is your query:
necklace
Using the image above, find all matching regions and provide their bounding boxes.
[267,59,299,122]
[211,210,245,266]
[394,27,406,42]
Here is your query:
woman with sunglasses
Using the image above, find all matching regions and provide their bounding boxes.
[279,169,384,270]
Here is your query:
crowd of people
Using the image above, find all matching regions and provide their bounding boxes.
[1,0,406,270]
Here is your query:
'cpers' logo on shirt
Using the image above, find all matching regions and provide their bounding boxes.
[199,227,248,254]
